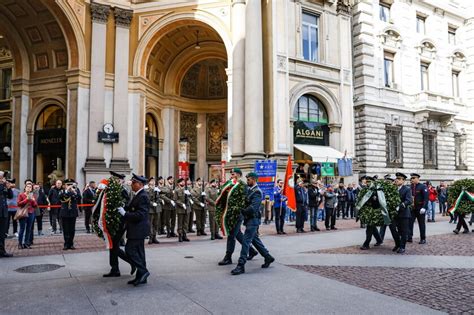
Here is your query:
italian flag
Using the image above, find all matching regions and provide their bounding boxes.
[448,190,474,215]
[92,190,114,249]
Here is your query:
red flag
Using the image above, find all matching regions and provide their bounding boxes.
[283,155,296,212]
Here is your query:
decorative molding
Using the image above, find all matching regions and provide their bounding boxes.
[277,55,287,72]
[336,0,351,14]
[138,13,166,39]
[207,113,226,159]
[180,111,198,159]
[90,2,110,24]
[0,47,12,60]
[114,8,133,28]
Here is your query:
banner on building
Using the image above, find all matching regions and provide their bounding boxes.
[178,161,189,180]
[254,160,278,201]
[293,121,329,146]
[321,162,335,176]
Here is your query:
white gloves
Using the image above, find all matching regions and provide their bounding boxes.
[161,200,165,205]
[420,208,426,215]
[154,187,160,193]
[189,199,194,205]
[152,202,158,207]
[200,202,205,208]
[144,185,149,189]
[117,207,125,216]
[201,192,206,196]
[184,190,191,195]
[171,201,176,207]
[396,206,400,211]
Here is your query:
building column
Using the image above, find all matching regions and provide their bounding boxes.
[110,8,133,171]
[231,0,245,159]
[161,107,177,177]
[329,123,342,151]
[11,80,29,184]
[244,0,265,159]
[196,113,207,179]
[84,3,109,171]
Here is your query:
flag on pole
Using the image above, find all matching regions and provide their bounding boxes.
[283,155,296,212]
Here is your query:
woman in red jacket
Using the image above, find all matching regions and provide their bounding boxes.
[17,183,37,249]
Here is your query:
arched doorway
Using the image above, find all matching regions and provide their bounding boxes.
[0,122,12,172]
[34,105,66,185]
[145,113,159,179]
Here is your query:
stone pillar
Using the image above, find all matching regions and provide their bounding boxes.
[11,81,29,184]
[329,123,342,152]
[110,8,133,171]
[84,3,109,171]
[161,108,176,177]
[231,0,245,159]
[196,113,207,179]
[244,0,265,159]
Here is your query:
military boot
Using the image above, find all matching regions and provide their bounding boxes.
[178,234,183,242]
[218,254,232,266]
[166,231,171,238]
[215,233,223,240]
[211,234,215,240]
[182,233,190,242]
[200,230,208,236]
[231,264,245,275]
[261,255,275,268]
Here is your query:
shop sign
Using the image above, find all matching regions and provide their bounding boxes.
[293,121,329,146]
[34,129,66,153]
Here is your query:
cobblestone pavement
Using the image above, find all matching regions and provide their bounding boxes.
[289,265,474,314]
[309,230,474,256]
[5,214,366,257]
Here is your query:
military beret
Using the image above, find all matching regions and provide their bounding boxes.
[395,172,407,180]
[210,179,217,184]
[410,173,421,178]
[131,173,147,184]
[167,176,173,180]
[231,168,242,176]
[365,176,376,181]
[157,176,163,181]
[148,177,155,182]
[246,172,258,179]
[196,177,202,182]
[176,178,184,184]
[110,171,126,179]
[360,175,367,181]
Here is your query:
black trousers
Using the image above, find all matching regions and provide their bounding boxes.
[7,212,17,234]
[295,205,306,230]
[456,215,468,231]
[346,202,355,218]
[409,210,426,240]
[0,216,8,254]
[325,207,336,229]
[84,208,92,232]
[397,217,410,249]
[109,230,133,272]
[274,206,286,232]
[363,225,382,247]
[36,213,43,232]
[337,201,346,218]
[125,239,148,278]
[62,217,76,248]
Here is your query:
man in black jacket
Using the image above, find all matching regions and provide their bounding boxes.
[409,173,428,244]
[308,181,321,231]
[394,172,413,254]
[118,174,150,286]
[295,180,308,233]
[0,171,13,257]
[82,181,97,233]
[59,179,81,250]
[48,180,63,234]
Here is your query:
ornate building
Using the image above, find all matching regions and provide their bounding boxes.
[352,0,474,182]
[0,0,355,186]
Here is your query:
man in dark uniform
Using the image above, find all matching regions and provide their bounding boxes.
[295,179,308,233]
[408,173,428,244]
[59,179,81,250]
[117,174,150,286]
[0,171,13,258]
[394,172,413,254]
[231,172,274,275]
[82,181,97,233]
[103,171,135,278]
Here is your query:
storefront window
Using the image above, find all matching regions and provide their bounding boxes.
[295,95,328,123]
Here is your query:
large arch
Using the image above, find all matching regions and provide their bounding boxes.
[132,10,232,78]
[26,97,67,135]
[289,82,342,126]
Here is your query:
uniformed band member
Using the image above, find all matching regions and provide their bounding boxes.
[409,173,428,244]
[231,172,274,275]
[147,177,161,244]
[206,179,223,240]
[103,171,135,278]
[394,172,413,254]
[161,176,177,238]
[59,179,81,250]
[117,174,150,286]
[191,178,207,236]
[175,178,191,242]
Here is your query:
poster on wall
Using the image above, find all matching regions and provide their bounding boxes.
[178,161,189,179]
[293,121,329,146]
[321,162,335,177]
[254,160,278,201]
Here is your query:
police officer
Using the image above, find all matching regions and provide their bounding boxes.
[409,173,428,244]
[231,172,274,275]
[59,179,81,250]
[206,179,222,240]
[0,171,13,258]
[191,178,207,236]
[147,177,161,244]
[394,172,413,254]
[175,178,191,242]
[117,174,150,286]
[161,176,177,238]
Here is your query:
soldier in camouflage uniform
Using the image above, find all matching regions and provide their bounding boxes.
[146,177,161,244]
[160,176,177,238]
[175,178,191,242]
[191,178,207,236]
[206,179,223,240]
[157,176,166,235]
